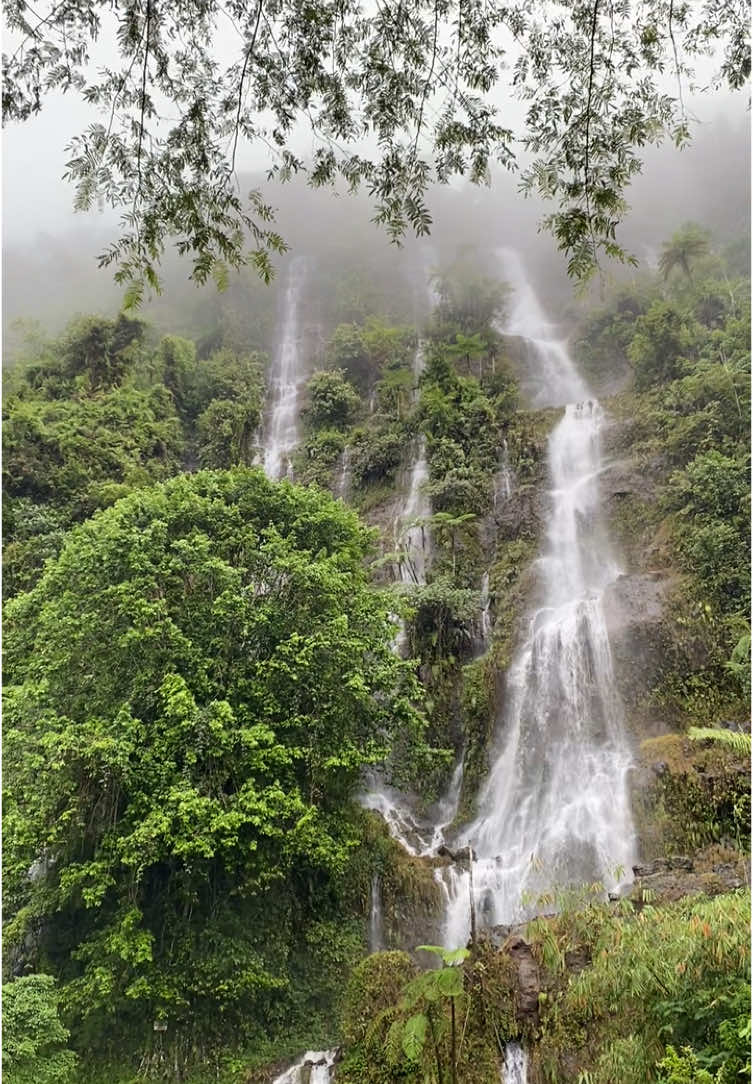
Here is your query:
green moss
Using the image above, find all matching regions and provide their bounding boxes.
[636,735,750,855]
[341,951,418,1047]
[456,656,497,823]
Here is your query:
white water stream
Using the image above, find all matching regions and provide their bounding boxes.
[394,340,432,588]
[264,258,306,480]
[494,439,514,508]
[272,1050,337,1084]
[368,872,384,953]
[499,247,588,409]
[437,251,635,950]
[502,1041,528,1083]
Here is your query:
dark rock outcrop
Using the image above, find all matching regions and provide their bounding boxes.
[630,849,748,905]
[504,934,541,1027]
[603,571,675,732]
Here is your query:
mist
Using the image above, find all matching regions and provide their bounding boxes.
[2,91,749,359]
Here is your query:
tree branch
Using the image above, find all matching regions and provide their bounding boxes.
[136,0,152,204]
[584,0,600,267]
[231,0,263,176]
[413,0,440,158]
[668,0,685,120]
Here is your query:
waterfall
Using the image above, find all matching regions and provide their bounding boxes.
[264,258,306,480]
[494,439,514,508]
[438,252,635,947]
[337,446,352,500]
[502,1041,528,1083]
[394,338,432,587]
[395,443,431,587]
[369,873,384,952]
[360,757,464,860]
[477,571,492,653]
[498,246,588,409]
[272,1050,337,1084]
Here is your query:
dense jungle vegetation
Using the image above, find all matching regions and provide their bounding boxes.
[2,217,750,1084]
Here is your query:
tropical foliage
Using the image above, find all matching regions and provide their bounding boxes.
[3,471,431,1065]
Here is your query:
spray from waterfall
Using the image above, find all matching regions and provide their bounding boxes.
[438,251,635,948]
[264,258,306,480]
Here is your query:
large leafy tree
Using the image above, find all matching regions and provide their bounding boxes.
[3,469,427,1051]
[2,0,749,294]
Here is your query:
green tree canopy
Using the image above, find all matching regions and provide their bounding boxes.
[3,469,428,1050]
[2,974,78,1084]
[304,368,362,431]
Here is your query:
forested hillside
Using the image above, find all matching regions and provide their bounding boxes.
[3,214,749,1084]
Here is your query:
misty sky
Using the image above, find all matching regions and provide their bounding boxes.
[2,17,748,247]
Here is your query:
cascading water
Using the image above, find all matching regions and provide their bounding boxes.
[502,1041,528,1083]
[272,1050,337,1084]
[394,340,432,587]
[263,257,306,480]
[337,446,352,500]
[368,873,384,952]
[494,439,514,508]
[477,571,492,654]
[359,757,464,861]
[498,247,588,409]
[439,252,635,949]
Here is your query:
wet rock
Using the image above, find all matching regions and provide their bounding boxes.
[564,945,592,973]
[632,856,693,876]
[504,934,540,1026]
[603,572,674,729]
[600,458,657,503]
[631,867,744,905]
[494,486,546,542]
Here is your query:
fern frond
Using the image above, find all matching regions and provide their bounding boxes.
[688,727,751,755]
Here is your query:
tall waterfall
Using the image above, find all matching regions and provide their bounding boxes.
[264,258,306,480]
[394,340,432,587]
[439,251,635,947]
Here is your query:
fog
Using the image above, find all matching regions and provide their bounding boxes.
[2,84,749,357]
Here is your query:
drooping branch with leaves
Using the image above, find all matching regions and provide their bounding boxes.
[2,0,749,296]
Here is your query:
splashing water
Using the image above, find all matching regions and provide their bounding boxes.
[272,1050,337,1084]
[502,1041,528,1083]
[438,255,635,947]
[360,757,464,859]
[264,258,306,480]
